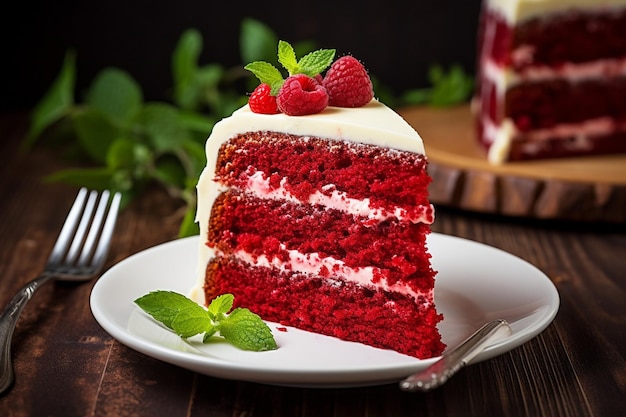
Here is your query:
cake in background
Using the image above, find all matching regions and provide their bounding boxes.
[474,0,626,163]
[191,42,445,359]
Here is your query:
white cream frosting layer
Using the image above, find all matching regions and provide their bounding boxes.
[192,99,429,304]
[486,0,626,23]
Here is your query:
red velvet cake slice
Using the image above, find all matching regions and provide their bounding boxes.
[192,44,444,359]
[474,0,626,163]
[192,100,444,359]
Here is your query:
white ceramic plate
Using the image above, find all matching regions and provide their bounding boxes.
[90,234,559,388]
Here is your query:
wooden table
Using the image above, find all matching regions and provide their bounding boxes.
[0,112,624,417]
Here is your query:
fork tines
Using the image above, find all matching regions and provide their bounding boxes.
[47,188,121,273]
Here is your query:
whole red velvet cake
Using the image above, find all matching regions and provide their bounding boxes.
[191,45,445,359]
[474,0,626,163]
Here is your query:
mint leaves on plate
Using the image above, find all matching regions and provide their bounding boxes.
[134,291,278,351]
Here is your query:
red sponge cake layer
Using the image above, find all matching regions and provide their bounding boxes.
[215,132,434,218]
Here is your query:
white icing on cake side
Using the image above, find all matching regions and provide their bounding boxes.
[192,99,429,305]
[486,0,626,23]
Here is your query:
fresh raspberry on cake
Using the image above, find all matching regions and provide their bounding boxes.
[248,83,280,114]
[323,56,374,107]
[277,74,329,116]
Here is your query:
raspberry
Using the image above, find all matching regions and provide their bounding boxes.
[248,83,280,114]
[323,56,374,107]
[276,74,329,116]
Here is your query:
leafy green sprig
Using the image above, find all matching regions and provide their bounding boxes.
[245,40,335,95]
[399,64,474,107]
[23,28,246,238]
[135,291,278,351]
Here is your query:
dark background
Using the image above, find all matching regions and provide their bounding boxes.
[1,0,483,112]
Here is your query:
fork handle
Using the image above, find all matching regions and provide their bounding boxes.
[0,274,54,394]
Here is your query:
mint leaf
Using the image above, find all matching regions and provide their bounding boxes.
[106,138,150,171]
[134,291,278,352]
[136,103,188,151]
[86,68,143,124]
[73,108,119,164]
[135,291,210,337]
[178,204,200,238]
[45,167,115,190]
[277,40,334,77]
[427,64,474,107]
[154,154,186,189]
[207,293,234,318]
[24,51,76,148]
[219,308,278,351]
[277,40,299,74]
[244,61,283,89]
[297,48,335,76]
[173,29,202,109]
[240,18,278,65]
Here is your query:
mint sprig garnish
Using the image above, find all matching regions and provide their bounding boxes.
[245,40,336,95]
[134,291,278,351]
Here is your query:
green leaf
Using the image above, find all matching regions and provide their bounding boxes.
[173,29,202,107]
[154,154,186,189]
[292,41,318,60]
[180,139,207,178]
[207,293,234,318]
[277,40,299,74]
[202,328,218,343]
[401,88,432,105]
[106,138,150,171]
[135,290,211,338]
[178,204,199,238]
[297,48,335,76]
[86,68,143,124]
[239,18,278,65]
[136,103,188,151]
[171,309,213,339]
[218,308,278,351]
[427,64,474,107]
[244,61,284,89]
[45,167,115,190]
[178,110,216,135]
[24,51,76,148]
[134,291,277,351]
[73,108,119,163]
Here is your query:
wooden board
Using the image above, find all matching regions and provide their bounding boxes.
[399,105,626,223]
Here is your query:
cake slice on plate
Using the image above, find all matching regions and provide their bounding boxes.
[191,43,445,359]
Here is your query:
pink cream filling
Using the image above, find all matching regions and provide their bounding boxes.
[220,247,432,304]
[242,170,434,225]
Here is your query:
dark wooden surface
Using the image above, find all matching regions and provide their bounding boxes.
[0,112,624,417]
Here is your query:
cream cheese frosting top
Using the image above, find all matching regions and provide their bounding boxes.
[486,0,626,23]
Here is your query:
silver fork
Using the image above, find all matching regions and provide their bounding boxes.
[0,188,121,394]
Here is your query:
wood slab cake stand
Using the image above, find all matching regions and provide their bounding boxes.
[399,105,626,223]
